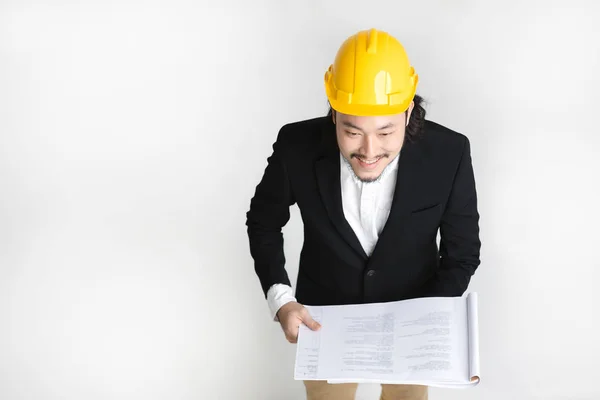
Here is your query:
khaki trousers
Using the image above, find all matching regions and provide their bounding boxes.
[304,380,428,400]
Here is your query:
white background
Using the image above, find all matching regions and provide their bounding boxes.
[1,1,599,399]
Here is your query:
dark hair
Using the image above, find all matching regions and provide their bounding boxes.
[327,94,427,142]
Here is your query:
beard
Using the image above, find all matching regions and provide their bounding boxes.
[345,153,390,183]
[356,174,378,183]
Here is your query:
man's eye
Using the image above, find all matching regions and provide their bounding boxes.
[379,132,392,136]
[346,131,360,136]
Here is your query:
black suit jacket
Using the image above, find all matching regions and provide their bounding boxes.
[246,116,481,306]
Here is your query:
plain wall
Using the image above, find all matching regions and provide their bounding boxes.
[1,1,599,399]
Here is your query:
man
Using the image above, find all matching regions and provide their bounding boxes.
[246,28,481,400]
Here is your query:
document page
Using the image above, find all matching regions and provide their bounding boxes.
[295,294,477,387]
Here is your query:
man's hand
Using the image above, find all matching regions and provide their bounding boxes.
[276,301,321,343]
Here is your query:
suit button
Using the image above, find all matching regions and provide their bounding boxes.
[366,270,376,277]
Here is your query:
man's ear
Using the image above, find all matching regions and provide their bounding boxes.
[406,101,415,126]
[331,110,336,125]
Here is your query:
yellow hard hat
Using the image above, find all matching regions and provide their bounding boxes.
[324,28,418,116]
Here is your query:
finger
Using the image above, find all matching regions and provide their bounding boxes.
[300,310,321,331]
[285,322,300,340]
[285,330,298,344]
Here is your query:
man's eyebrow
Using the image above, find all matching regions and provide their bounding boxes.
[377,122,395,130]
[342,121,395,131]
[342,121,364,132]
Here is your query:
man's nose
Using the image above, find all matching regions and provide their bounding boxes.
[360,135,376,157]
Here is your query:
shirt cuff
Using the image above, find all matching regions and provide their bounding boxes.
[266,283,296,321]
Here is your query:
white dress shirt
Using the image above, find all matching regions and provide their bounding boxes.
[266,153,400,320]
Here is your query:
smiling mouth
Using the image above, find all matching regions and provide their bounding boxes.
[355,157,383,169]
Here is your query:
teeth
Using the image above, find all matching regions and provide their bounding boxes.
[361,158,378,164]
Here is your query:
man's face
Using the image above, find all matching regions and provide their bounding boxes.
[333,103,414,182]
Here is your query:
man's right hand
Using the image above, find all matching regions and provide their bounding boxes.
[276,301,321,343]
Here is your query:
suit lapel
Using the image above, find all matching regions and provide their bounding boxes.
[390,138,424,219]
[315,121,368,260]
[370,138,425,258]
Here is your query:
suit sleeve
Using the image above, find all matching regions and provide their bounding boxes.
[246,128,296,298]
[423,136,481,297]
